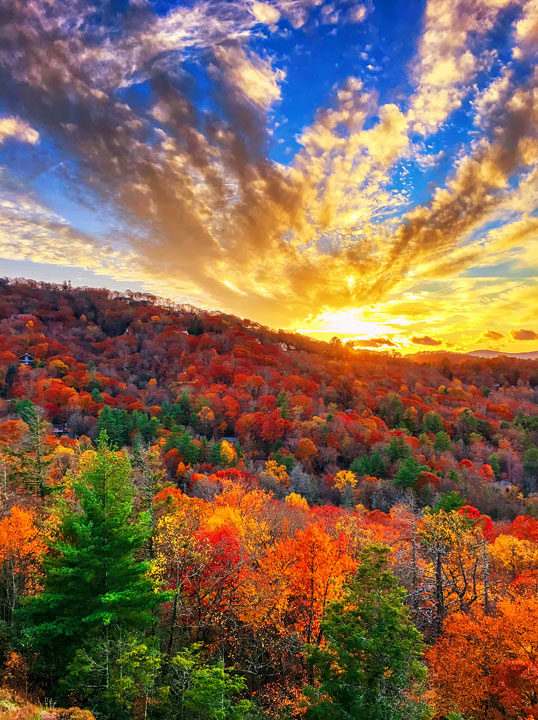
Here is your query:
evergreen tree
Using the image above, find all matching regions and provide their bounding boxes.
[97,405,129,447]
[177,431,201,465]
[422,412,444,435]
[394,457,428,490]
[276,391,289,419]
[164,429,201,465]
[91,387,103,403]
[305,544,430,720]
[187,316,204,336]
[178,392,193,423]
[387,435,411,463]
[210,441,225,467]
[163,393,193,428]
[351,451,386,478]
[97,407,159,448]
[64,632,161,720]
[132,441,166,559]
[489,452,501,479]
[165,644,255,720]
[523,445,538,481]
[188,410,200,430]
[382,395,404,428]
[271,448,295,473]
[15,399,50,496]
[370,450,387,477]
[432,491,465,513]
[20,433,164,703]
[433,431,451,453]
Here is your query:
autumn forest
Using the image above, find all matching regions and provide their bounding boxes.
[0,279,537,718]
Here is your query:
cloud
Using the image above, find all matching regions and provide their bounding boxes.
[250,1,281,25]
[355,337,396,348]
[212,44,285,109]
[408,0,512,135]
[472,68,513,130]
[0,116,38,145]
[513,0,538,59]
[482,330,505,340]
[346,5,367,23]
[510,328,538,340]
[410,335,442,346]
[370,75,538,303]
[0,180,131,277]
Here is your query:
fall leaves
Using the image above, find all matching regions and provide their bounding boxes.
[0,507,45,624]
[3,281,538,717]
[428,594,538,720]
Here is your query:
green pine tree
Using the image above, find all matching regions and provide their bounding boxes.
[97,405,129,447]
[15,399,50,497]
[394,457,428,489]
[523,445,538,480]
[422,412,444,435]
[387,435,411,463]
[304,544,430,720]
[64,632,162,720]
[188,410,200,430]
[165,644,255,720]
[489,453,501,479]
[433,431,451,453]
[276,390,289,419]
[178,392,193,422]
[177,431,201,465]
[210,441,225,467]
[20,433,164,702]
[432,491,465,513]
[351,451,386,478]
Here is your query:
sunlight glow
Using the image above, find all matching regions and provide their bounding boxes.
[297,310,390,338]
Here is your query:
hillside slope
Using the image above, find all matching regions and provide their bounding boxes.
[1,277,538,515]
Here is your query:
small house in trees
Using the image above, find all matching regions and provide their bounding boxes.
[53,421,73,439]
[221,436,239,445]
[19,352,34,366]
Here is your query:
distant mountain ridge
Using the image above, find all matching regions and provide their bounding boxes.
[467,349,538,360]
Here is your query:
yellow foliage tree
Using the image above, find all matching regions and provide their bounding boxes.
[285,492,308,510]
[261,460,290,489]
[489,533,538,579]
[220,440,237,466]
[419,510,486,626]
[333,469,357,492]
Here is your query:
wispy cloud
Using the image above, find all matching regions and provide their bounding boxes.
[0,117,38,145]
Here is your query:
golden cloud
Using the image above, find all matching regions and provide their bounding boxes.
[510,328,538,340]
[410,336,442,346]
[0,116,38,145]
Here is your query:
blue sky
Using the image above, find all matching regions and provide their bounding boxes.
[0,0,537,352]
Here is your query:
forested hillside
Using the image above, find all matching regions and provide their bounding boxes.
[1,278,538,719]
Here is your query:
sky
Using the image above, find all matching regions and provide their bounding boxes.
[0,0,537,354]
